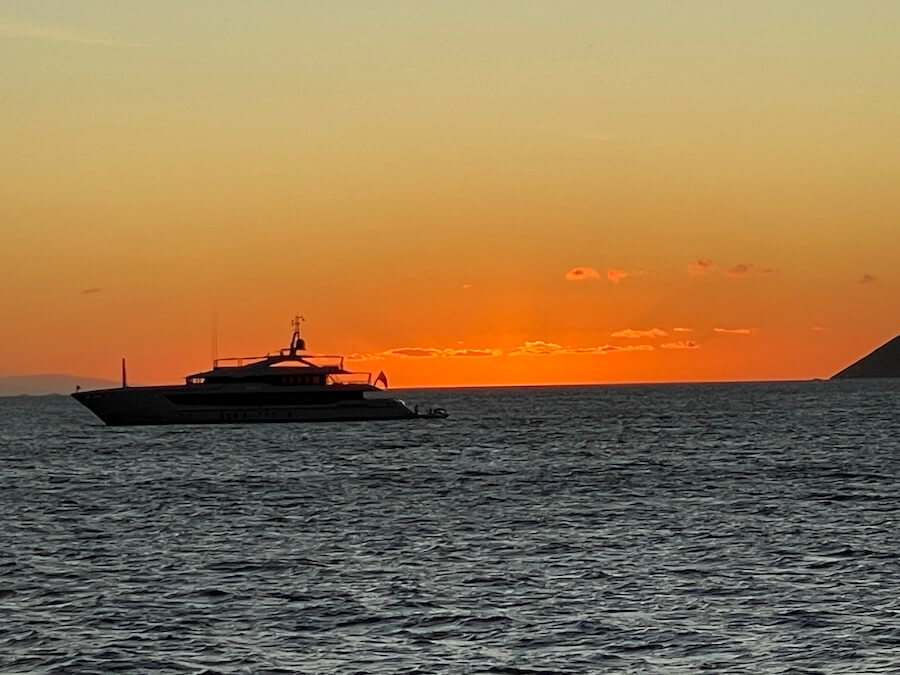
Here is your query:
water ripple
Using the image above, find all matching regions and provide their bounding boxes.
[1,382,898,672]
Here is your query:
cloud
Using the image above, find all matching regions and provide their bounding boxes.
[344,352,386,361]
[352,339,662,360]
[726,264,752,277]
[858,273,878,284]
[713,327,756,335]
[447,348,499,357]
[565,266,601,281]
[461,283,473,289]
[672,327,693,333]
[725,263,776,277]
[595,344,654,353]
[612,328,668,339]
[812,325,826,332]
[606,268,629,283]
[509,341,566,356]
[687,259,775,278]
[687,259,714,276]
[661,340,699,350]
[349,346,501,360]
[0,18,140,47]
[510,341,653,356]
[80,287,102,295]
[384,348,441,358]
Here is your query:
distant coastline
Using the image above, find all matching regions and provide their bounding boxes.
[0,374,120,397]
[2,367,896,397]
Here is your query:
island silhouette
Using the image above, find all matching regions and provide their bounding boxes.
[832,335,900,379]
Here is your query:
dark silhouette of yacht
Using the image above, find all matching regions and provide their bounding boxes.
[72,317,447,425]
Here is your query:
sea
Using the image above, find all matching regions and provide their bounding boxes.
[1,381,898,674]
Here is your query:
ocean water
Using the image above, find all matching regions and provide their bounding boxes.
[1,381,898,674]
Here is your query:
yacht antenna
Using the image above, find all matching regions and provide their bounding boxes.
[211,311,219,366]
[290,314,306,355]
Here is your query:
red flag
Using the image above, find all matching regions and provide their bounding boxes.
[374,370,388,388]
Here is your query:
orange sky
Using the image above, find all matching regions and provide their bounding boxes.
[1,2,898,386]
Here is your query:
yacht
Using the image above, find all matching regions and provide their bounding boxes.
[72,317,447,426]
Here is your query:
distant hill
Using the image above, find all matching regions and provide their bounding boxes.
[0,374,120,396]
[832,335,900,379]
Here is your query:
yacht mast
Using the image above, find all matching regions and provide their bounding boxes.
[290,314,306,355]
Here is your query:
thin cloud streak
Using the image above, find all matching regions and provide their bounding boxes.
[385,348,444,358]
[726,263,752,277]
[713,327,756,335]
[612,328,668,339]
[594,344,654,354]
[347,346,500,360]
[510,341,654,356]
[0,18,140,47]
[725,263,777,277]
[350,338,681,360]
[687,259,776,278]
[384,347,501,358]
[661,340,699,349]
[446,348,499,357]
[344,352,387,361]
[509,341,566,356]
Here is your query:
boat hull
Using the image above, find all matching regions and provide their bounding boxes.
[72,386,419,426]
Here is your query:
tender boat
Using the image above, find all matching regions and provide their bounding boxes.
[72,317,448,426]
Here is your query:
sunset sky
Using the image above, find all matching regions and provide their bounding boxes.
[1,1,898,386]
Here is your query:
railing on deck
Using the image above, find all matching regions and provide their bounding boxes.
[213,354,347,369]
